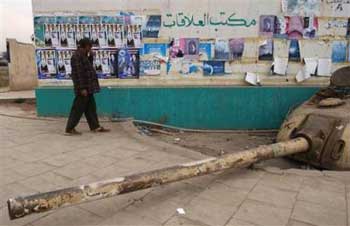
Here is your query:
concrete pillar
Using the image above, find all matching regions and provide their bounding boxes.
[7,39,38,91]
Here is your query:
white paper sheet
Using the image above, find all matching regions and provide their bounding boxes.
[304,58,318,74]
[296,68,311,83]
[273,58,288,75]
[245,72,260,86]
[317,58,332,77]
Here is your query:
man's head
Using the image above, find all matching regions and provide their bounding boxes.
[78,38,92,54]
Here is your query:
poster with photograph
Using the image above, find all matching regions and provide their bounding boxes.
[106,24,116,47]
[203,61,225,76]
[125,25,142,48]
[143,43,167,56]
[142,15,161,38]
[93,50,112,78]
[91,24,99,47]
[108,49,118,76]
[184,38,200,59]
[75,25,83,47]
[66,24,76,48]
[56,16,78,48]
[98,24,107,47]
[258,39,274,61]
[289,39,301,62]
[274,16,289,38]
[199,43,212,61]
[114,24,124,48]
[140,59,161,76]
[169,38,185,59]
[82,24,91,40]
[214,38,230,60]
[56,49,74,79]
[50,24,60,47]
[59,24,69,48]
[331,40,347,63]
[116,48,140,79]
[34,16,56,47]
[229,38,244,60]
[36,49,57,79]
[78,16,100,25]
[282,0,320,16]
[259,15,275,37]
[303,17,318,39]
[287,16,304,40]
[346,19,350,38]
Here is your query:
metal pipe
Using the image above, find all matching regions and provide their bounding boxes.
[7,137,309,220]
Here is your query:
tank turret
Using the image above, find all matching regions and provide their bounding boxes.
[277,66,350,170]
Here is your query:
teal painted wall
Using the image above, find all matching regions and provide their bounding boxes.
[36,86,320,130]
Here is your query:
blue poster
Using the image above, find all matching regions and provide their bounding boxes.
[203,61,225,76]
[116,48,140,79]
[34,16,56,47]
[289,39,300,62]
[199,43,212,60]
[56,16,78,24]
[79,16,101,24]
[332,41,347,63]
[142,15,161,38]
[101,16,124,24]
[142,43,167,56]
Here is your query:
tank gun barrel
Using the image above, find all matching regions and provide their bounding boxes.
[8,137,309,220]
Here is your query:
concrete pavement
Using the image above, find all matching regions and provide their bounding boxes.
[1,105,350,226]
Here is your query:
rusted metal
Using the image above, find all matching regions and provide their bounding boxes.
[8,137,309,220]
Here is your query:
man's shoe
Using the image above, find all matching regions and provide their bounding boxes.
[64,128,82,136]
[91,127,110,133]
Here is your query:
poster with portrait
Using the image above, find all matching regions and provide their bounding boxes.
[90,24,100,48]
[287,16,304,40]
[331,40,347,63]
[34,16,56,47]
[98,24,107,47]
[274,16,289,38]
[36,49,57,79]
[303,17,318,39]
[184,38,199,59]
[74,24,84,47]
[258,39,274,61]
[116,48,140,79]
[108,49,118,76]
[282,0,320,16]
[199,43,212,61]
[259,15,275,37]
[289,39,301,62]
[142,15,162,38]
[169,38,185,59]
[229,38,245,60]
[56,49,74,79]
[50,24,60,47]
[114,24,124,48]
[56,16,78,48]
[214,38,230,60]
[93,50,112,78]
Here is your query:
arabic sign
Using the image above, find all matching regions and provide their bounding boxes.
[160,11,258,38]
[162,12,256,28]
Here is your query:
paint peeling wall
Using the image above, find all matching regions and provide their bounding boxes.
[32,0,350,87]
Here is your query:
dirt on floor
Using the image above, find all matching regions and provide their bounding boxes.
[145,128,307,169]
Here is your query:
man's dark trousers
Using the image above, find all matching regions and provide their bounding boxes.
[66,94,100,132]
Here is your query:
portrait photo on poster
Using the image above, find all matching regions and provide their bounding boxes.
[116,48,140,79]
[258,39,274,61]
[229,38,244,60]
[289,39,301,62]
[184,38,200,59]
[274,16,289,38]
[215,38,230,60]
[303,17,318,39]
[260,15,275,37]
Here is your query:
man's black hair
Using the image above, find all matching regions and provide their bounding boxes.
[78,38,92,48]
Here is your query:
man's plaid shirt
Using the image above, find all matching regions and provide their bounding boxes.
[71,51,100,95]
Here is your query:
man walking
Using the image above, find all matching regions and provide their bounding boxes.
[65,38,110,135]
